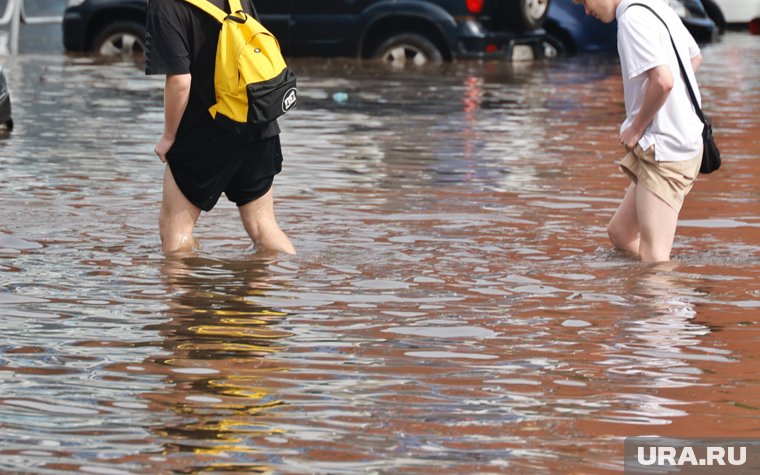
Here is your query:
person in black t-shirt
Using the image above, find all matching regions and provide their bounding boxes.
[146,0,295,255]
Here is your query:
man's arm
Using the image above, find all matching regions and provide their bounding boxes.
[619,64,674,150]
[154,73,192,163]
[691,53,702,73]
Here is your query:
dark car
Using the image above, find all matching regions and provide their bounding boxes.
[0,66,12,131]
[542,0,718,57]
[542,0,618,56]
[63,0,552,65]
[668,0,720,42]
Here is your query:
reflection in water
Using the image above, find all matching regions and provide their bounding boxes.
[140,257,290,473]
[603,266,711,424]
[0,33,758,474]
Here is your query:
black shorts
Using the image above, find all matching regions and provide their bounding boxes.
[167,135,283,212]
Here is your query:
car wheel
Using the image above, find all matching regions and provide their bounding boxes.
[518,0,550,31]
[92,21,146,57]
[372,33,443,67]
[542,33,568,58]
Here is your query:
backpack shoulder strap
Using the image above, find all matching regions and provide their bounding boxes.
[227,0,262,21]
[180,0,227,24]
[227,0,244,14]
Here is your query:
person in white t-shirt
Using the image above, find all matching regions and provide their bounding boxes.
[575,0,705,263]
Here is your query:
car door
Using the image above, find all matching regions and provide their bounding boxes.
[255,0,293,56]
[288,0,377,57]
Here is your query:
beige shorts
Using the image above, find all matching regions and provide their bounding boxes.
[619,144,701,212]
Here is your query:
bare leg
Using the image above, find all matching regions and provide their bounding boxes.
[636,185,678,263]
[160,166,201,254]
[607,184,641,256]
[238,187,295,255]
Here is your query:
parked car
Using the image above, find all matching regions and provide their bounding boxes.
[701,0,760,33]
[543,0,718,57]
[667,0,719,41]
[0,66,12,131]
[63,0,145,56]
[542,0,617,56]
[63,0,552,65]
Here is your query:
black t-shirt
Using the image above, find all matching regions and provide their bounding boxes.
[145,0,279,154]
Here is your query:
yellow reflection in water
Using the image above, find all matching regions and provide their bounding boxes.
[137,256,295,472]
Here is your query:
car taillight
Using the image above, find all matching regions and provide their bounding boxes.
[750,19,760,35]
[466,0,484,14]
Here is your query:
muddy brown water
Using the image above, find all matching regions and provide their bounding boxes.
[0,32,758,474]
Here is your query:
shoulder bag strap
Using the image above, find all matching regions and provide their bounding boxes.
[626,3,706,124]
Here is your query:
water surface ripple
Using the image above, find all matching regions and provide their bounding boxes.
[0,34,758,474]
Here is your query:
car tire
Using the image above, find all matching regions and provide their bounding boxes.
[516,0,550,31]
[541,33,568,58]
[371,33,443,67]
[91,21,146,56]
[701,0,726,34]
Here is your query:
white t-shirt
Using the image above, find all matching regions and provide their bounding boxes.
[616,0,704,161]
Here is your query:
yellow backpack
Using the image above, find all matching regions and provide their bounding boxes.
[180,0,297,133]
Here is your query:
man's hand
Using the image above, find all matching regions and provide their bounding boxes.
[155,134,175,163]
[619,124,644,151]
[156,73,191,164]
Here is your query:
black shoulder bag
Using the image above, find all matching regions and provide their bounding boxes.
[627,3,721,174]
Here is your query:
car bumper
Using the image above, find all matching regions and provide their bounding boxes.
[62,10,87,51]
[455,21,547,59]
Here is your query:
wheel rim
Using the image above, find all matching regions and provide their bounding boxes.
[526,0,549,21]
[382,45,428,67]
[542,41,559,58]
[98,33,144,56]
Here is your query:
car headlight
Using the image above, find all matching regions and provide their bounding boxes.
[67,0,86,7]
[666,0,688,18]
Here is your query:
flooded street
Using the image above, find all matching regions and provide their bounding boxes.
[0,32,759,474]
